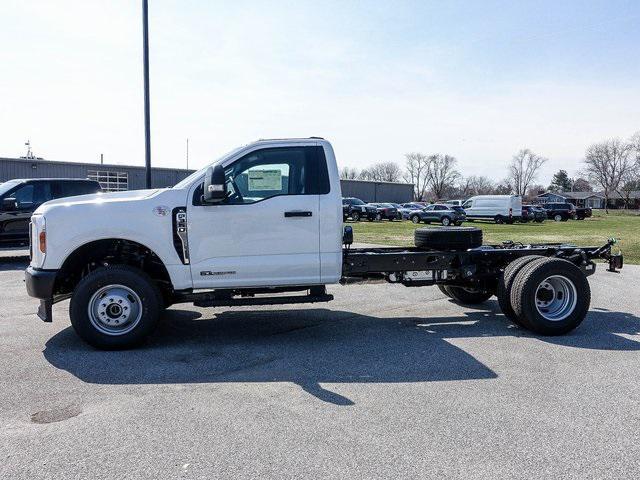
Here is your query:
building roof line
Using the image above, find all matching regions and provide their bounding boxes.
[0,157,195,174]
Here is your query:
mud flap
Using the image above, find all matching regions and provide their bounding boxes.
[37,299,53,323]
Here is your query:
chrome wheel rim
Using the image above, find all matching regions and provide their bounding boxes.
[412,216,419,223]
[442,218,450,226]
[554,214,562,222]
[88,284,143,335]
[535,275,577,321]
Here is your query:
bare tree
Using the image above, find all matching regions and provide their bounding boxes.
[584,138,633,212]
[572,177,592,192]
[339,166,359,180]
[459,175,495,197]
[525,184,545,202]
[508,149,548,196]
[403,152,431,201]
[493,180,514,195]
[359,161,403,182]
[428,154,460,200]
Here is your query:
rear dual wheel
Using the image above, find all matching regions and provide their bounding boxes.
[498,256,590,335]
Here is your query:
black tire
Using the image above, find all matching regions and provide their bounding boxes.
[445,286,493,305]
[414,226,482,250]
[69,265,163,350]
[561,216,569,222]
[497,255,544,324]
[454,222,462,226]
[494,215,504,224]
[535,218,544,223]
[410,214,420,224]
[553,214,563,222]
[441,216,452,226]
[375,213,382,221]
[351,211,361,221]
[510,257,590,335]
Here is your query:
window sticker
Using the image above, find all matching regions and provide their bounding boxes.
[248,169,282,191]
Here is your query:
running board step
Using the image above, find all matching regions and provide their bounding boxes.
[193,293,334,308]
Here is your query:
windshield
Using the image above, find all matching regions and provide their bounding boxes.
[350,198,365,205]
[0,179,22,198]
[173,144,247,189]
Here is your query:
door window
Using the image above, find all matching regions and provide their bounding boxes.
[195,146,330,205]
[10,183,52,209]
[462,200,472,208]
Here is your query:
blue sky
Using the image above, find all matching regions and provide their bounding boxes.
[1,0,639,184]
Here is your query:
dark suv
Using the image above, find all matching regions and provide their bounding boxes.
[342,197,378,221]
[0,178,102,246]
[408,204,466,226]
[541,202,577,222]
[521,205,546,223]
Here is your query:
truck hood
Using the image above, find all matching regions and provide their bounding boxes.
[35,189,164,214]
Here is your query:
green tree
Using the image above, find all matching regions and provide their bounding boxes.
[549,169,572,192]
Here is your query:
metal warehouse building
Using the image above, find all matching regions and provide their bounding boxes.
[0,157,194,191]
[0,157,415,202]
[340,179,414,203]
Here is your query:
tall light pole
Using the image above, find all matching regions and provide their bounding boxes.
[142,0,152,188]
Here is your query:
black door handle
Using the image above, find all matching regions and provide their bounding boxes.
[284,211,312,217]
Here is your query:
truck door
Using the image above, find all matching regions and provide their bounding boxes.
[187,145,330,289]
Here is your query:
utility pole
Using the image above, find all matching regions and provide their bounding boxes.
[100,153,104,165]
[142,0,152,188]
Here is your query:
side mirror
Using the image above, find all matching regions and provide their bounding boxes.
[203,165,227,203]
[1,198,17,211]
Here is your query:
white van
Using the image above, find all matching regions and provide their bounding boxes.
[462,195,522,224]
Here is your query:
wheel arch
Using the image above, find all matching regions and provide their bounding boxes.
[54,238,174,302]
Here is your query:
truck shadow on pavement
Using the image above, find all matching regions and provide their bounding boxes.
[42,301,640,406]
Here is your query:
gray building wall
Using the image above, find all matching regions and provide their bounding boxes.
[340,179,414,203]
[0,157,194,190]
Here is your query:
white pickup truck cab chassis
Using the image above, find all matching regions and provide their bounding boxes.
[25,138,623,349]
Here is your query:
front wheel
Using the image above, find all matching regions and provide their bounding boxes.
[351,211,361,221]
[411,215,420,224]
[553,214,563,222]
[375,213,382,221]
[494,215,504,224]
[441,216,451,226]
[69,265,163,350]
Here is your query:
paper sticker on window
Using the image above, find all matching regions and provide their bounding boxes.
[248,169,282,191]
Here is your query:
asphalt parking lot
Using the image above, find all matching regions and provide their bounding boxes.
[1,254,640,479]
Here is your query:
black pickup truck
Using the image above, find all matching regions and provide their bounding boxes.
[0,178,101,246]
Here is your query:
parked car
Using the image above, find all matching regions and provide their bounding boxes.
[369,203,401,221]
[408,204,466,226]
[397,202,423,219]
[443,199,463,206]
[0,178,102,246]
[521,205,546,223]
[342,197,377,221]
[541,202,580,222]
[462,195,522,224]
